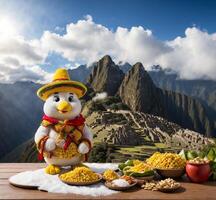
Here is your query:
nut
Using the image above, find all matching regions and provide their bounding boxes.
[141,178,180,191]
[188,157,209,165]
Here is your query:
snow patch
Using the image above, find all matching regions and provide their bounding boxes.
[9,163,118,196]
[92,92,107,101]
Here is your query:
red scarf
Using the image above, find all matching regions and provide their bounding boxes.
[42,114,85,126]
[38,114,86,160]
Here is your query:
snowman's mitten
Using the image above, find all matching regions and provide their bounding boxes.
[45,138,56,152]
[56,139,65,148]
[78,142,90,154]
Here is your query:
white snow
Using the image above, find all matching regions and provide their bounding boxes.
[92,92,107,101]
[9,163,119,197]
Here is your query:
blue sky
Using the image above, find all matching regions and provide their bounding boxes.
[0,0,216,83]
[1,0,216,40]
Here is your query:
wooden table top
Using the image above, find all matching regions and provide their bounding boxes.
[1,163,216,200]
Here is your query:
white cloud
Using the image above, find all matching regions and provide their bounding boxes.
[0,35,46,65]
[0,15,216,83]
[41,16,170,67]
[41,16,116,65]
[157,28,216,80]
[0,63,52,84]
[0,33,50,83]
[92,92,107,101]
[115,26,171,66]
[41,16,216,80]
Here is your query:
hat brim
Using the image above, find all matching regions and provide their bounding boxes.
[37,80,87,101]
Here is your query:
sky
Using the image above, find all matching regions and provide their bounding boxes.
[0,0,216,83]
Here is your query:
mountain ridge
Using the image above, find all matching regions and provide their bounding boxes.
[2,102,214,163]
[87,55,125,95]
[149,66,216,121]
[0,82,43,159]
[88,56,215,136]
[64,60,216,127]
[0,55,215,161]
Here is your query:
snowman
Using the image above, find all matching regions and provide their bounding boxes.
[34,68,93,175]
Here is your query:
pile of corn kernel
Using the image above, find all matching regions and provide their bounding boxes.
[103,169,119,181]
[59,167,99,182]
[132,160,143,166]
[146,152,186,169]
[127,163,153,173]
[51,142,79,159]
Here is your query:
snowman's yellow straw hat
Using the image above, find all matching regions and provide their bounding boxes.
[37,68,87,101]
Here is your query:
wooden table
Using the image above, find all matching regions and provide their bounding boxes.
[0,163,216,200]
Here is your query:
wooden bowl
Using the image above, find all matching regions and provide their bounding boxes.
[133,175,154,181]
[59,173,102,186]
[158,185,181,193]
[156,168,185,178]
[105,180,137,191]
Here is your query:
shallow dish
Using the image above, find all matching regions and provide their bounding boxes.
[156,168,185,178]
[9,180,38,190]
[158,185,181,193]
[59,173,102,186]
[105,180,137,191]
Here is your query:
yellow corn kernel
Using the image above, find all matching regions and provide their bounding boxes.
[128,163,152,173]
[60,167,99,182]
[103,169,119,181]
[146,152,186,169]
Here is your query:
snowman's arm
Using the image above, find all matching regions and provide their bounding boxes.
[82,124,93,146]
[35,125,56,152]
[78,125,93,154]
[34,125,50,144]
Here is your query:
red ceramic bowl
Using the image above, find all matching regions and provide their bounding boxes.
[186,162,211,183]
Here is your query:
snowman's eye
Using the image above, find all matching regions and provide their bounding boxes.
[53,95,60,102]
[68,96,73,102]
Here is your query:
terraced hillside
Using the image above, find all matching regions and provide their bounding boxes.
[4,102,214,163]
[85,109,213,146]
[82,102,214,162]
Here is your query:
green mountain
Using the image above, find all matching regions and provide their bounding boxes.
[2,97,214,163]
[0,82,43,159]
[89,56,215,136]
[149,65,216,122]
[87,55,125,95]
[0,55,215,162]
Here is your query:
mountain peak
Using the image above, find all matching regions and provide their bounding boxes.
[133,62,144,69]
[127,62,154,86]
[119,62,164,115]
[99,55,114,66]
[131,62,146,76]
[87,56,124,95]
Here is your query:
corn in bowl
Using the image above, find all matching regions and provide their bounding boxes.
[103,169,119,181]
[59,167,100,183]
[146,152,186,169]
